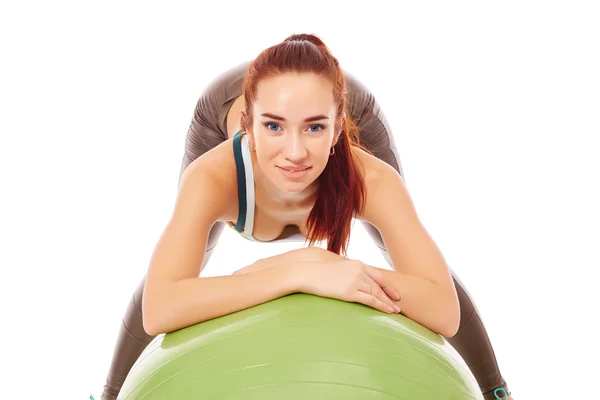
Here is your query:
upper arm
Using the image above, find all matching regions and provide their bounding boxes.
[360,159,454,288]
[144,158,229,304]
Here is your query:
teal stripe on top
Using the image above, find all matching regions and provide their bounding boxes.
[232,130,247,233]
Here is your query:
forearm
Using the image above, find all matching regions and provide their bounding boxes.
[143,266,298,335]
[233,247,339,275]
[377,268,460,337]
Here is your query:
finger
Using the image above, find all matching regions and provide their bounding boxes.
[365,267,401,301]
[367,277,400,313]
[353,291,396,314]
[357,280,372,295]
[364,276,401,313]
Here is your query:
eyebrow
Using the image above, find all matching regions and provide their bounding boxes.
[260,113,329,122]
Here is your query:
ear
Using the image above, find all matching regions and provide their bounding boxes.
[240,109,256,146]
[240,110,250,132]
[333,112,346,145]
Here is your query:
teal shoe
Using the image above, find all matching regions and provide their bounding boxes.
[494,387,510,399]
[482,387,510,399]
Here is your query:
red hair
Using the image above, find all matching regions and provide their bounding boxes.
[240,33,372,256]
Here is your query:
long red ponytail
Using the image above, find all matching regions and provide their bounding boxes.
[240,34,372,255]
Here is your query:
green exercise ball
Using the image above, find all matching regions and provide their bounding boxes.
[118,294,483,399]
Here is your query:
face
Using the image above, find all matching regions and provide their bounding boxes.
[245,73,343,195]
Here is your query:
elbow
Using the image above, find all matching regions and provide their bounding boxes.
[142,303,162,336]
[439,295,461,338]
[141,286,167,336]
[143,311,182,336]
[434,314,459,338]
[142,312,161,337]
[439,319,460,338]
[142,281,200,336]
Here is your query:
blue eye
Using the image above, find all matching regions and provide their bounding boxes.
[309,124,325,133]
[265,122,280,131]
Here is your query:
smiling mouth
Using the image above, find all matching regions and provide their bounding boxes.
[277,166,311,172]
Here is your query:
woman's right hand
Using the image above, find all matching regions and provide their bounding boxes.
[296,259,402,314]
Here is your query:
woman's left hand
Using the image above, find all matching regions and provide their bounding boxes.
[232,247,346,275]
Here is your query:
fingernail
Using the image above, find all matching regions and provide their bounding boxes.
[387,306,394,313]
[394,304,401,313]
[394,291,401,300]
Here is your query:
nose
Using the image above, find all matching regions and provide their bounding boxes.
[282,132,308,161]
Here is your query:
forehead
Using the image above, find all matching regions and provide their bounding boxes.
[253,73,336,117]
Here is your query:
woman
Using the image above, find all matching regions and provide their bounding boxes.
[99,34,512,400]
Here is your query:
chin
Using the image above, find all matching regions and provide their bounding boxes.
[276,178,311,193]
[271,170,317,193]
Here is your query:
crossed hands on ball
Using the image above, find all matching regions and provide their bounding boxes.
[232,247,401,314]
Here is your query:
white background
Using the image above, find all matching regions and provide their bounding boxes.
[1,1,598,399]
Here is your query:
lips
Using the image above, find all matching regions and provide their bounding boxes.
[277,166,312,180]
[278,166,311,172]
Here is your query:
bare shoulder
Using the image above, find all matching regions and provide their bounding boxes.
[351,146,412,223]
[178,138,239,222]
[351,146,399,186]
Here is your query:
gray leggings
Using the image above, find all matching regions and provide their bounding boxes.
[101,61,510,400]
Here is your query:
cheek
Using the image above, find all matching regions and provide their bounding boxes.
[314,147,332,164]
[256,147,280,162]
